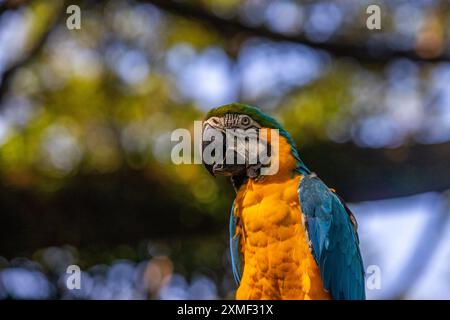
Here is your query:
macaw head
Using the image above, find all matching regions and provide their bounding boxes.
[201,103,309,186]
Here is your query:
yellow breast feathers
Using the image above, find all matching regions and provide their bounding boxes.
[233,134,330,300]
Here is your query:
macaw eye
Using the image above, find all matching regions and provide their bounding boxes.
[241,116,251,126]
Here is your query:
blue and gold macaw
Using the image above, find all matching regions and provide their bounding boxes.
[201,103,365,300]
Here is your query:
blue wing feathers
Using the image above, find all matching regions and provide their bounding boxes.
[299,174,366,300]
[229,202,243,285]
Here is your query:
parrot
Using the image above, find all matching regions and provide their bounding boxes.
[201,103,365,300]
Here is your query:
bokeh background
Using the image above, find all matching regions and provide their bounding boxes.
[0,0,449,300]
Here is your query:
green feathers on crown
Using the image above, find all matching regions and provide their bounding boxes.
[206,103,310,175]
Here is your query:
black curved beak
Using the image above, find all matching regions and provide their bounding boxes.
[201,126,246,177]
[201,138,215,176]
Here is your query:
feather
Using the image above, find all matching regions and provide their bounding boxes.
[229,202,243,285]
[298,174,366,300]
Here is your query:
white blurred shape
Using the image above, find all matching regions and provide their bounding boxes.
[188,275,218,300]
[0,10,30,80]
[239,42,322,100]
[1,268,52,299]
[265,1,303,34]
[351,192,445,299]
[158,273,189,300]
[304,2,342,42]
[166,46,238,108]
[41,125,82,173]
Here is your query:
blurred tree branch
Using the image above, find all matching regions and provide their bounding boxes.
[142,0,450,63]
[0,0,29,15]
[0,0,66,107]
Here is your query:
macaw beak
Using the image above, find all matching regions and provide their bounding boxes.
[207,161,245,177]
[201,140,215,176]
[201,124,246,177]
